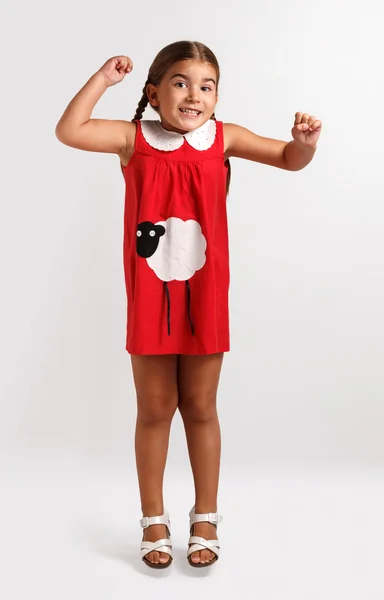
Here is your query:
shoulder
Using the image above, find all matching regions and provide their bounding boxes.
[222,123,253,152]
[222,122,289,169]
[222,123,252,158]
[123,120,138,153]
[118,120,138,167]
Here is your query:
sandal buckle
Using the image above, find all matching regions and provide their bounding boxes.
[140,517,149,528]
[208,512,219,524]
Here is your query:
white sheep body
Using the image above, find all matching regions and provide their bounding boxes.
[146,217,207,282]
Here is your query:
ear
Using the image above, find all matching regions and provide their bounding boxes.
[146,83,159,107]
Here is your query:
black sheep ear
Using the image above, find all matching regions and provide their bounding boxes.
[156,224,166,237]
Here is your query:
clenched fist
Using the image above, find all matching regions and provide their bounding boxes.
[98,55,133,86]
[291,112,322,148]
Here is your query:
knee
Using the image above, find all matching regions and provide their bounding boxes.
[178,391,218,423]
[137,393,178,426]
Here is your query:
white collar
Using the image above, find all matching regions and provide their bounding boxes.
[140,119,216,152]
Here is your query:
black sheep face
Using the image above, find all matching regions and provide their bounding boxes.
[136,221,166,258]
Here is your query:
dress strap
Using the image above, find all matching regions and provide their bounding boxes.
[213,120,225,157]
[133,119,145,153]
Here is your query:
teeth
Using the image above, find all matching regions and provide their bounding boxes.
[180,108,200,115]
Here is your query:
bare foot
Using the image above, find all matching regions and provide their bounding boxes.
[189,522,218,564]
[142,524,171,565]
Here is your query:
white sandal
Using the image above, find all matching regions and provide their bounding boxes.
[187,505,223,567]
[140,509,173,569]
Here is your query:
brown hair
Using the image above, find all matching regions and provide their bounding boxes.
[132,40,231,196]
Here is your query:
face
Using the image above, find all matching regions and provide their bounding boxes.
[146,59,219,134]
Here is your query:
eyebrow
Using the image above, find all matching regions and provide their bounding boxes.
[169,72,216,85]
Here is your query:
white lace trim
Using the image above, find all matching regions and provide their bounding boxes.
[140,119,217,152]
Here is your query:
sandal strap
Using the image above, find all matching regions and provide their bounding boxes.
[187,535,220,558]
[189,505,223,526]
[141,538,173,559]
[140,509,171,530]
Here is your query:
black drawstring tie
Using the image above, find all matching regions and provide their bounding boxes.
[185,280,194,336]
[163,281,195,336]
[163,282,171,335]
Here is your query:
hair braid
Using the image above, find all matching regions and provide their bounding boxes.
[132,80,150,121]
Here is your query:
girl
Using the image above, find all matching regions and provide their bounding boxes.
[55,40,321,570]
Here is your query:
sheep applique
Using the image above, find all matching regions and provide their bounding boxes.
[136,217,207,336]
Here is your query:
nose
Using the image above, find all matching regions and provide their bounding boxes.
[185,86,200,103]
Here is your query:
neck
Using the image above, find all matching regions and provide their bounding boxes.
[159,118,189,135]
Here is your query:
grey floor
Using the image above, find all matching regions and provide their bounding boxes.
[2,456,383,599]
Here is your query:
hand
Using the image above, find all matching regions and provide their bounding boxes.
[291,112,322,148]
[98,55,133,86]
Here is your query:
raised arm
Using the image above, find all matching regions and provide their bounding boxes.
[224,113,321,171]
[55,56,136,156]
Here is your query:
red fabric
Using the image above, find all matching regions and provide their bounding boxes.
[120,119,230,355]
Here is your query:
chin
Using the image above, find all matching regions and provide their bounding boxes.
[160,111,209,134]
[177,113,207,128]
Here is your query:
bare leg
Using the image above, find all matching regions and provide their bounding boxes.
[131,353,178,565]
[177,352,224,564]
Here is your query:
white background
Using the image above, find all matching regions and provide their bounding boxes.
[1,0,383,597]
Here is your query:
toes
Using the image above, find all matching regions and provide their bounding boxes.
[191,550,216,564]
[191,551,200,563]
[145,551,169,565]
[200,549,211,563]
[159,552,170,564]
[203,549,216,563]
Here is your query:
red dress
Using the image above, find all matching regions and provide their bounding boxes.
[120,118,230,355]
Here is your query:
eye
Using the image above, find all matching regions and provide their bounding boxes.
[202,86,212,92]
[175,82,187,88]
[136,230,142,237]
[149,230,155,237]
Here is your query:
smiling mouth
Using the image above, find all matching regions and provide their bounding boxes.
[179,108,202,116]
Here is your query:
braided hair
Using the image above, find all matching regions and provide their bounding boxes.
[131,41,231,195]
[132,79,150,122]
